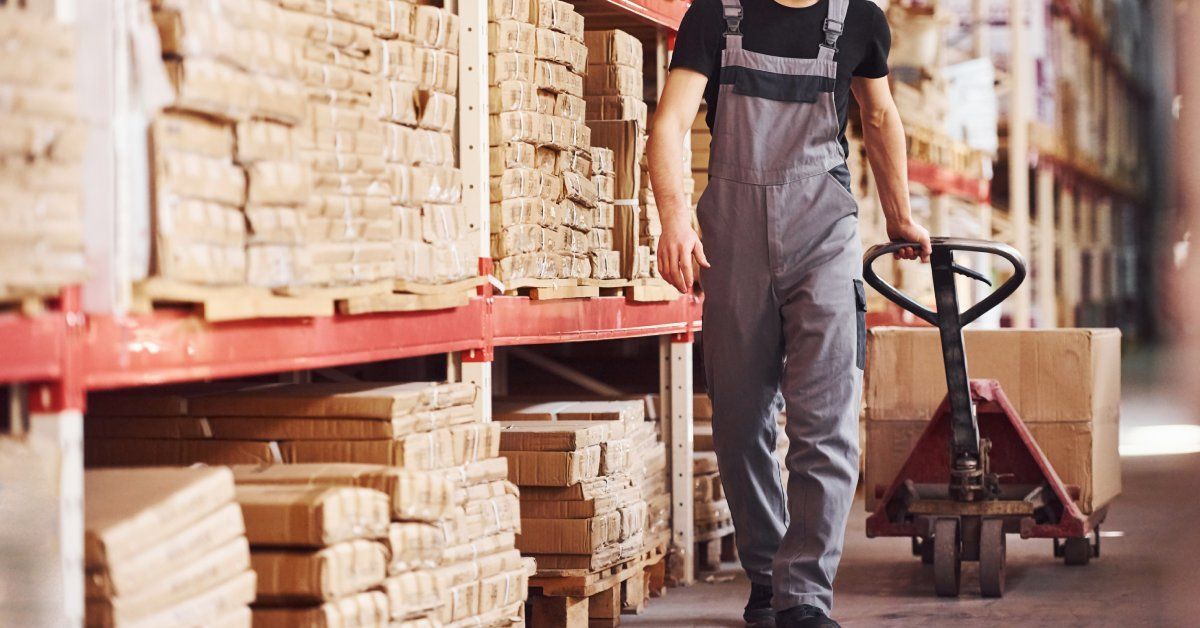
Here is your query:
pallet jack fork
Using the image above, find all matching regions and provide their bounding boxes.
[862,238,1108,598]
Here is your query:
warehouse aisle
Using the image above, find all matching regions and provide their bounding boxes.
[626,387,1200,627]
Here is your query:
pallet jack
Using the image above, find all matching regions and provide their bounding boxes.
[861,238,1108,597]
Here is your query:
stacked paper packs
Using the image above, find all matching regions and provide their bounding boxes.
[85,381,531,627]
[147,0,307,287]
[488,0,619,283]
[0,8,86,298]
[496,398,669,572]
[234,482,391,625]
[84,467,255,627]
[381,3,476,286]
[583,29,657,281]
[283,0,396,287]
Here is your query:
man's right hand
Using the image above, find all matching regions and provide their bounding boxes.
[658,219,710,293]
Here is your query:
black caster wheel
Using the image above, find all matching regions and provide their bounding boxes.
[978,518,1007,597]
[1063,537,1091,566]
[933,518,962,597]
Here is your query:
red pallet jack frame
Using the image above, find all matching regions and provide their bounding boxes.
[865,379,1108,596]
[861,237,1107,598]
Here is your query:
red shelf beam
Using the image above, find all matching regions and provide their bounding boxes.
[83,299,488,390]
[908,159,991,204]
[568,0,691,32]
[0,311,65,384]
[491,294,701,346]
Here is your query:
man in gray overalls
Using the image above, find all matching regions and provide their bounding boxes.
[648,0,932,626]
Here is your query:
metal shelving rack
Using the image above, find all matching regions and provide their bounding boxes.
[0,3,704,623]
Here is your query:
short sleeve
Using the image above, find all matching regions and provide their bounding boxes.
[668,0,723,80]
[853,3,890,78]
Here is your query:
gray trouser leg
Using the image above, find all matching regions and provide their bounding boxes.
[698,180,788,587]
[770,204,863,613]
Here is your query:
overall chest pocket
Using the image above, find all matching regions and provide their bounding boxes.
[726,66,832,103]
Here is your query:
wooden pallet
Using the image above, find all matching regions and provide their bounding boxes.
[528,541,668,627]
[0,288,57,316]
[274,279,392,300]
[625,279,681,303]
[393,275,485,295]
[502,278,600,300]
[578,278,630,296]
[337,289,473,314]
[131,278,333,322]
[694,516,736,572]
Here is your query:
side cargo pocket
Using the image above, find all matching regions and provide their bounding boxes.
[854,279,867,370]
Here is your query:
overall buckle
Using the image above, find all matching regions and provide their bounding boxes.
[724,8,743,35]
[823,17,844,35]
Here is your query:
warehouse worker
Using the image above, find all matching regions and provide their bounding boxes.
[648,0,931,626]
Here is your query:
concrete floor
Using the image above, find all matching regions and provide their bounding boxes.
[626,387,1200,627]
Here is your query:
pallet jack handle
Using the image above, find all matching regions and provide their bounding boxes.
[864,238,1026,487]
[862,237,1026,327]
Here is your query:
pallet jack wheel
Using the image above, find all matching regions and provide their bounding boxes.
[1063,537,1091,566]
[933,518,961,597]
[978,518,1006,597]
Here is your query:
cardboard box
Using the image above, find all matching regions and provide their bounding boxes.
[493,399,644,423]
[252,590,389,628]
[583,30,643,70]
[86,502,246,599]
[84,467,236,568]
[91,570,255,628]
[85,537,249,627]
[584,64,642,98]
[440,456,511,491]
[187,382,477,419]
[252,539,386,604]
[519,485,639,519]
[516,511,621,554]
[384,522,445,572]
[864,328,1121,423]
[230,463,457,522]
[152,112,233,159]
[235,485,389,547]
[442,532,517,565]
[497,420,612,451]
[587,120,641,199]
[864,328,1122,513]
[503,445,601,486]
[381,571,440,621]
[86,405,478,442]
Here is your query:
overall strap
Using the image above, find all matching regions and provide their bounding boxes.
[818,0,850,61]
[721,0,744,36]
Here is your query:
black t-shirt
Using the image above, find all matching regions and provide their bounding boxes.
[669,0,891,154]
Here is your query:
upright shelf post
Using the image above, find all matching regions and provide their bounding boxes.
[1058,180,1078,326]
[1035,165,1057,327]
[660,333,694,585]
[457,0,490,267]
[1008,0,1032,328]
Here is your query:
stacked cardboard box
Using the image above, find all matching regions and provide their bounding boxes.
[84,381,531,626]
[488,0,619,283]
[583,29,661,281]
[235,483,391,624]
[85,467,255,627]
[863,328,1122,513]
[494,399,670,561]
[0,9,86,299]
[282,0,397,287]
[381,4,477,286]
[148,0,306,287]
[499,420,647,572]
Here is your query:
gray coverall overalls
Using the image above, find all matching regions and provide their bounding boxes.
[697,0,866,613]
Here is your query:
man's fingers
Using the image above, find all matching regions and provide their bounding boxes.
[693,241,711,268]
[681,257,694,292]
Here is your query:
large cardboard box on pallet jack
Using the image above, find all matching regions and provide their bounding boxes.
[863,327,1122,514]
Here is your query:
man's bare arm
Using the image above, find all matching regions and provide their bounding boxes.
[852,76,932,261]
[648,68,710,292]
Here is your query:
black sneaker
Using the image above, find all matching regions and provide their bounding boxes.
[743,583,775,627]
[776,604,840,628]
